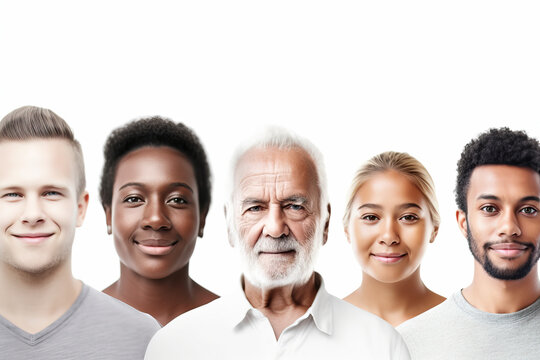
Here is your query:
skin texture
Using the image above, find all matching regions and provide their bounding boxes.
[0,139,88,333]
[344,170,444,326]
[103,146,217,325]
[457,165,540,313]
[229,146,330,339]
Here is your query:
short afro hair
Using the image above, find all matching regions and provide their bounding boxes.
[455,127,540,212]
[99,116,211,215]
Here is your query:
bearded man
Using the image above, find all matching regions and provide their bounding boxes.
[145,128,409,359]
[399,128,540,360]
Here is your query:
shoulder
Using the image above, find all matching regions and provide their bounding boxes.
[327,295,410,358]
[398,294,457,336]
[81,285,161,332]
[145,297,228,359]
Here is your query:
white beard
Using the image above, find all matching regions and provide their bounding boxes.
[233,221,323,289]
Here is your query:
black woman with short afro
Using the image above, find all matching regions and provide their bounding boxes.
[100,116,218,325]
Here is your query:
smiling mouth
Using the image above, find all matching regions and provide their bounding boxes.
[258,250,296,256]
[13,233,54,244]
[134,239,179,256]
[488,243,530,259]
[371,253,407,264]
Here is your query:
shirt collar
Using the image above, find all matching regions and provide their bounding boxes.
[226,273,334,336]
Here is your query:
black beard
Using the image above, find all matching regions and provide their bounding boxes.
[466,220,539,281]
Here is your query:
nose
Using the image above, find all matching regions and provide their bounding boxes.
[497,210,521,238]
[379,218,400,246]
[262,205,290,238]
[21,195,45,226]
[141,198,171,231]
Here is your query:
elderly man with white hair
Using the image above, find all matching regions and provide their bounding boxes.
[145,128,410,359]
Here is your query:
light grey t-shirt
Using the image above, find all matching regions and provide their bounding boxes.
[397,291,540,360]
[0,284,160,360]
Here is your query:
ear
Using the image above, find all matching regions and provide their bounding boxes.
[322,203,331,246]
[198,205,209,238]
[76,191,90,228]
[344,223,351,244]
[224,204,235,247]
[104,205,112,235]
[429,225,439,243]
[456,209,468,238]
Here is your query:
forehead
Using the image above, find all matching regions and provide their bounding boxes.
[234,147,319,201]
[114,146,197,189]
[0,139,78,190]
[355,170,426,205]
[468,165,540,200]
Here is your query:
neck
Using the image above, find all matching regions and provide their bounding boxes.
[345,269,444,326]
[243,273,319,339]
[463,262,540,313]
[0,259,81,334]
[104,263,217,326]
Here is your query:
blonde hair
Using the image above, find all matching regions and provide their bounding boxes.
[343,151,440,229]
[0,106,86,195]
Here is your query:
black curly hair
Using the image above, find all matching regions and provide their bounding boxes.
[99,116,211,215]
[455,127,540,212]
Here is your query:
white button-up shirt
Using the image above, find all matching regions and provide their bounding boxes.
[145,275,410,359]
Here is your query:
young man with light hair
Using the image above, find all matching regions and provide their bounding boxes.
[0,106,159,359]
[145,128,410,359]
[398,128,540,359]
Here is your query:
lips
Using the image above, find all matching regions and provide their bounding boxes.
[371,253,407,264]
[133,238,179,256]
[489,242,530,258]
[13,233,54,244]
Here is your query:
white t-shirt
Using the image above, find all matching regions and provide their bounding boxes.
[145,275,410,360]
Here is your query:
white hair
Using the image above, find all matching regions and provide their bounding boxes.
[225,126,329,231]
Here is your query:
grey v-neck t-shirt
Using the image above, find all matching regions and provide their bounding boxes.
[397,291,540,360]
[0,284,160,359]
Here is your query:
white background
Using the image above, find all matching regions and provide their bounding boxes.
[1,1,539,298]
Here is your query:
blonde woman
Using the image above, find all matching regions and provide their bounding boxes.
[343,151,445,326]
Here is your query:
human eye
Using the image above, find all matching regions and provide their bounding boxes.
[361,214,379,222]
[123,195,144,204]
[43,190,61,197]
[247,205,262,212]
[286,203,305,211]
[520,206,538,216]
[2,192,22,200]
[480,205,498,214]
[167,197,187,205]
[400,214,419,223]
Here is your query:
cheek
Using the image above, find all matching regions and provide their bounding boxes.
[401,224,430,260]
[348,222,376,260]
[111,206,141,243]
[45,201,79,228]
[237,216,263,246]
[173,210,200,239]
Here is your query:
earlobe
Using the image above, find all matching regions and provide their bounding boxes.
[198,206,209,238]
[76,191,90,228]
[430,226,439,243]
[322,203,331,246]
[104,205,112,235]
[456,209,468,238]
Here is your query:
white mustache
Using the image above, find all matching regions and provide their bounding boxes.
[253,236,299,253]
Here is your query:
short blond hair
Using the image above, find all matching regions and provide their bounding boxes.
[343,151,440,229]
[0,106,86,196]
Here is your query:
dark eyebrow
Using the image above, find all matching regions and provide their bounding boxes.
[476,194,500,201]
[118,182,193,193]
[521,196,540,203]
[357,203,382,211]
[169,182,194,193]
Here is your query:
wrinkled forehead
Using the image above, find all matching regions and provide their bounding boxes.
[233,147,320,204]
